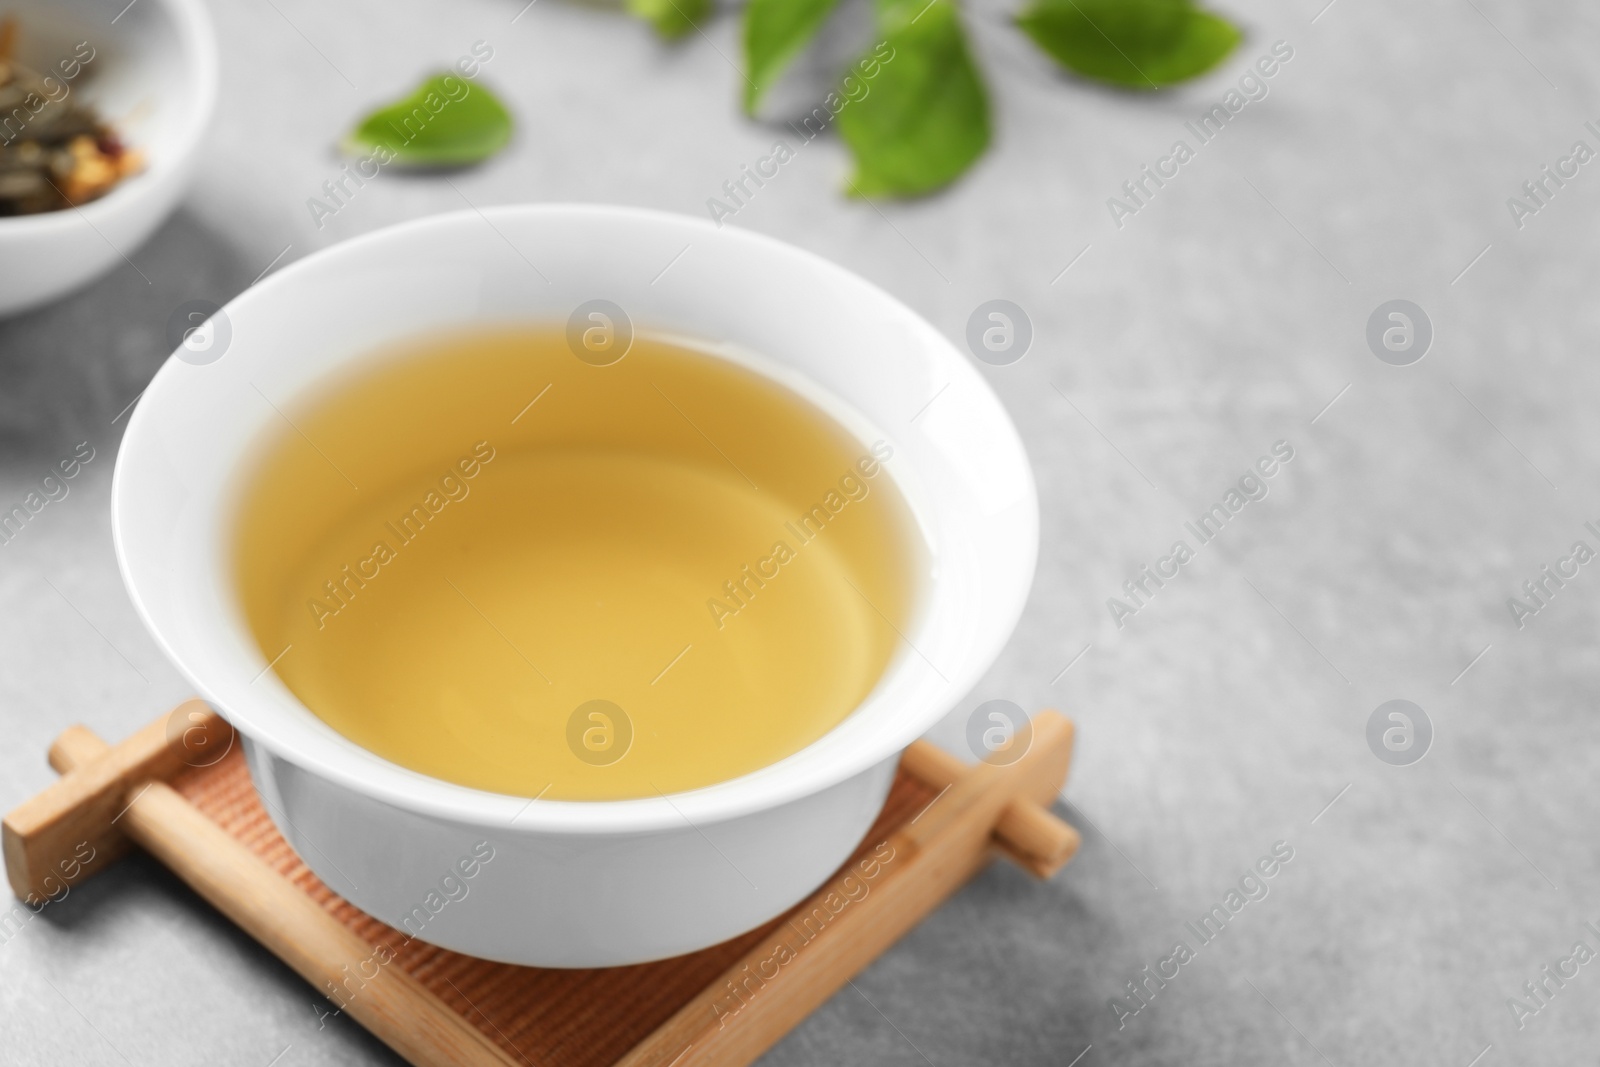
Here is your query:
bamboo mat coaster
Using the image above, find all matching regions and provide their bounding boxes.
[4,702,1079,1067]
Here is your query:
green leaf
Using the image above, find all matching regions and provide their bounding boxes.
[835,0,991,198]
[627,0,712,40]
[1017,0,1241,90]
[343,73,513,166]
[742,0,844,114]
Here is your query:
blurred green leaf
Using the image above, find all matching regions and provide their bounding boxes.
[836,0,991,197]
[628,0,712,40]
[343,73,512,166]
[1017,0,1240,89]
[742,0,844,114]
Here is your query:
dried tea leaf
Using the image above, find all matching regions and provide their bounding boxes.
[0,30,139,216]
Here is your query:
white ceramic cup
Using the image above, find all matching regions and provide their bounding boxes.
[0,0,217,317]
[113,205,1038,967]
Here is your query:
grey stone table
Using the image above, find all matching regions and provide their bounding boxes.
[3,0,1597,1063]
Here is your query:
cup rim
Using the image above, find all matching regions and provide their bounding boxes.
[0,0,219,236]
[112,204,1039,834]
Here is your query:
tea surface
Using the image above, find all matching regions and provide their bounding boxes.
[234,328,920,799]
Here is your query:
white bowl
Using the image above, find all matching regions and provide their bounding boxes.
[0,0,217,317]
[112,205,1038,966]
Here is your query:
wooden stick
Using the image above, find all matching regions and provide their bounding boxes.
[899,739,1079,876]
[2,699,216,901]
[615,712,1076,1067]
[48,729,522,1067]
[11,708,1077,895]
